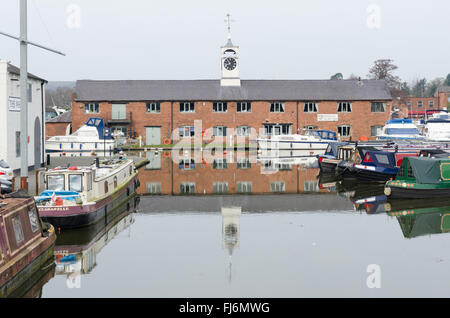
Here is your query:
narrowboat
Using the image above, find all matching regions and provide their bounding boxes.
[385,157,450,199]
[257,129,337,151]
[54,196,138,280]
[35,157,140,229]
[46,117,117,155]
[376,119,424,141]
[335,146,378,177]
[317,142,349,173]
[385,199,450,239]
[0,191,56,298]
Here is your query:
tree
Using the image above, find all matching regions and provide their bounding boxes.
[426,78,444,97]
[411,78,427,97]
[347,73,360,80]
[401,82,411,96]
[367,59,401,90]
[445,73,450,86]
[330,73,343,80]
[45,87,74,109]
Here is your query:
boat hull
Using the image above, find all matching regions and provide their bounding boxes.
[39,176,139,229]
[385,186,450,199]
[319,158,339,173]
[257,139,333,151]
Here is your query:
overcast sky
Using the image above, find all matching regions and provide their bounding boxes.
[0,0,449,83]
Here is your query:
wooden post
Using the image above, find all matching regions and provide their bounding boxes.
[11,176,15,192]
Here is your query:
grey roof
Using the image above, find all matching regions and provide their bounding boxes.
[437,86,450,93]
[7,63,47,83]
[47,110,72,123]
[75,79,392,102]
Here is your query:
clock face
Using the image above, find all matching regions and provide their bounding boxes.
[224,57,237,71]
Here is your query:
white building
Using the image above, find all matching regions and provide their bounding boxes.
[0,60,46,171]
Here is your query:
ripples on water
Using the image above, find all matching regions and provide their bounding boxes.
[37,151,450,297]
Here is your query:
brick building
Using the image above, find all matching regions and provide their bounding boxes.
[71,35,392,143]
[45,110,71,139]
[437,86,450,110]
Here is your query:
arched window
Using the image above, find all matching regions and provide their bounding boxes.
[114,176,118,188]
[104,181,108,194]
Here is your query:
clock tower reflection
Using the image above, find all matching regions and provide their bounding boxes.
[221,206,242,283]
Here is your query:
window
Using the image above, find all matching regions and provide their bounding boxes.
[16,131,20,158]
[417,100,423,108]
[304,181,319,192]
[104,181,109,194]
[146,102,161,113]
[264,161,292,171]
[11,215,24,244]
[114,176,118,188]
[180,102,195,113]
[179,158,195,170]
[69,174,82,192]
[28,208,39,233]
[428,100,434,107]
[179,126,195,138]
[338,125,351,137]
[371,125,383,137]
[213,182,228,194]
[27,83,32,102]
[146,182,161,194]
[237,182,252,193]
[270,181,286,193]
[264,124,292,136]
[337,102,352,112]
[304,125,318,130]
[237,102,251,112]
[304,102,318,113]
[371,102,386,112]
[180,183,196,194]
[213,102,227,112]
[47,175,65,191]
[213,126,227,137]
[270,102,285,113]
[237,158,251,169]
[85,103,99,114]
[213,159,228,169]
[236,126,251,137]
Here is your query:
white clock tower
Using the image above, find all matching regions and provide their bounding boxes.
[221,14,240,87]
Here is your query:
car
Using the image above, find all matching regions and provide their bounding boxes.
[0,159,13,181]
[0,178,12,194]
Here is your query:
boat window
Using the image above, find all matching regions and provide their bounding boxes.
[11,215,24,244]
[47,174,65,191]
[114,176,118,188]
[374,154,390,165]
[69,174,83,192]
[28,207,39,233]
[385,128,419,135]
[104,181,109,194]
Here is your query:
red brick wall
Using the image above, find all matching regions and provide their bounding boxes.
[72,99,391,143]
[438,92,450,110]
[45,122,70,140]
[393,97,440,113]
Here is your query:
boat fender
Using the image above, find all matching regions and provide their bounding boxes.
[384,187,391,196]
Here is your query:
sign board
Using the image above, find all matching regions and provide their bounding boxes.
[8,97,20,112]
[317,114,338,122]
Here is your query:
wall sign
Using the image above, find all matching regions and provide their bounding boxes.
[317,114,338,122]
[8,97,20,112]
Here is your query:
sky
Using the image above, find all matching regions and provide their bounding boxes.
[0,0,449,83]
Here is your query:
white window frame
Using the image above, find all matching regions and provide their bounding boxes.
[180,102,195,113]
[270,102,285,113]
[371,102,386,113]
[213,182,228,194]
[237,158,251,169]
[337,102,352,113]
[213,158,228,170]
[270,181,286,193]
[85,103,99,114]
[213,102,228,113]
[179,126,195,138]
[213,126,227,137]
[236,126,251,137]
[237,181,252,193]
[417,100,423,108]
[146,182,162,194]
[371,125,383,137]
[338,125,351,137]
[146,102,161,113]
[428,100,434,107]
[303,102,318,113]
[237,102,252,113]
[180,182,196,194]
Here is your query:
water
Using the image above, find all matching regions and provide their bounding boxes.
[35,152,450,297]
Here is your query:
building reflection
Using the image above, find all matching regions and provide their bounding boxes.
[136,150,330,195]
[54,196,139,284]
[221,206,241,283]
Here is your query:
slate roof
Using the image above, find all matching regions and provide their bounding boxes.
[75,79,392,102]
[7,63,47,82]
[47,110,72,123]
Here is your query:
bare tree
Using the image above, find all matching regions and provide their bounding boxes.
[368,59,401,90]
[45,87,74,109]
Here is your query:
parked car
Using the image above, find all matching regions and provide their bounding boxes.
[0,159,13,181]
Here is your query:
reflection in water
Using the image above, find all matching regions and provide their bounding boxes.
[136,150,327,195]
[221,207,241,283]
[54,196,139,285]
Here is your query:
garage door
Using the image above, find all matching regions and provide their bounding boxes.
[146,127,161,146]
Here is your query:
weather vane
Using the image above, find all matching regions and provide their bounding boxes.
[225,13,235,37]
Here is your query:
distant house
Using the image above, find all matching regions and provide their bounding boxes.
[45,110,72,139]
[436,86,450,110]
[0,60,47,171]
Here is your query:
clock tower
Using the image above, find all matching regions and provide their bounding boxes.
[221,14,240,87]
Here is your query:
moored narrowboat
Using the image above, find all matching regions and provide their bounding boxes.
[385,157,450,199]
[0,191,56,298]
[35,157,140,229]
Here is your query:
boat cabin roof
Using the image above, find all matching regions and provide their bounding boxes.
[397,157,450,184]
[361,151,397,168]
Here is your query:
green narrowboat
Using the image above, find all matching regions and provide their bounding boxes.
[385,157,450,199]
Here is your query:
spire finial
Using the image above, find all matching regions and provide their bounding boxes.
[225,13,234,40]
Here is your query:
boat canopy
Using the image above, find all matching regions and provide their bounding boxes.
[404,157,450,184]
[397,212,444,238]
[85,118,113,140]
[306,130,337,140]
[386,119,413,124]
[361,151,397,168]
[325,142,348,156]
